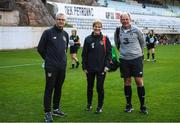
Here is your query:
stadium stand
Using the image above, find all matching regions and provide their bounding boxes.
[168,5,180,16]
[47,1,180,34]
[98,0,178,16]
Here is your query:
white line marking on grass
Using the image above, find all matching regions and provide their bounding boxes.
[0,63,40,69]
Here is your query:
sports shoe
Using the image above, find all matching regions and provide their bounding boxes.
[124,104,134,112]
[86,104,92,111]
[76,61,79,68]
[71,64,75,69]
[140,106,148,115]
[95,107,103,114]
[52,109,66,117]
[146,59,150,62]
[44,112,53,122]
[152,59,156,62]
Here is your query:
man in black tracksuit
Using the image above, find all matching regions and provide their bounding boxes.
[37,13,69,122]
[82,20,111,113]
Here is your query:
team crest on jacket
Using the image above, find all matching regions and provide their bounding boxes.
[63,36,67,42]
[91,43,95,48]
[100,40,104,45]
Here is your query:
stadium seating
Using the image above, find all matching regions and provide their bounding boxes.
[66,17,119,30]
[48,1,180,33]
[98,0,179,17]
[66,14,180,33]
[168,5,180,16]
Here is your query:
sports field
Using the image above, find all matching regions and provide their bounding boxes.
[0,45,180,122]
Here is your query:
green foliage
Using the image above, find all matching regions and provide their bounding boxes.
[65,23,73,28]
[0,45,180,122]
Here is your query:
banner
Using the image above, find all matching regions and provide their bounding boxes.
[48,2,121,20]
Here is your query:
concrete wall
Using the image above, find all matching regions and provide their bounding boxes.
[0,27,47,50]
[0,27,115,50]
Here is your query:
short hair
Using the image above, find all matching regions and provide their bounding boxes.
[120,12,131,20]
[71,28,77,34]
[55,13,66,20]
[92,19,102,27]
[150,30,154,33]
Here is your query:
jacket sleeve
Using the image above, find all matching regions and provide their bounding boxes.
[66,32,69,52]
[105,37,112,68]
[146,36,149,44]
[114,27,120,50]
[77,35,80,45]
[82,38,88,70]
[37,30,48,60]
[154,36,157,44]
[137,29,145,51]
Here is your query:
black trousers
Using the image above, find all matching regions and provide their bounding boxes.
[86,71,106,108]
[44,68,65,112]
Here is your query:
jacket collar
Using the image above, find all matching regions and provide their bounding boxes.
[91,32,103,39]
[121,25,136,33]
[54,25,63,32]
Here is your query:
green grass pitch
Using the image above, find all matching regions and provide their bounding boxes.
[0,45,180,122]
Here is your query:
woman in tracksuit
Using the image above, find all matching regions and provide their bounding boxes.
[82,20,112,113]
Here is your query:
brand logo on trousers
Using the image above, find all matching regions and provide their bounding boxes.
[48,72,52,77]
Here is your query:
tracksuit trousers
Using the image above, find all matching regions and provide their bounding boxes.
[44,68,65,112]
[86,71,106,108]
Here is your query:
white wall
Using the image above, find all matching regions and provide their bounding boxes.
[0,27,47,50]
[0,27,115,50]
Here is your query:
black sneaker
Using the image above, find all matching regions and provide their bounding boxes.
[86,104,92,111]
[140,106,148,115]
[53,109,66,117]
[124,104,134,112]
[76,61,79,68]
[95,107,103,114]
[44,112,53,122]
[71,64,75,69]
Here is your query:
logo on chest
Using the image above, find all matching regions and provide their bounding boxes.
[91,43,95,48]
[53,37,57,39]
[63,36,67,42]
[100,40,104,45]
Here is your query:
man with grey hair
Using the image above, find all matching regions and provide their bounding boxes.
[38,13,69,122]
[114,12,148,114]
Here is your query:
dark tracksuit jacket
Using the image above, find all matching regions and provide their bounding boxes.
[37,25,69,112]
[38,25,69,70]
[82,32,111,108]
[82,32,111,72]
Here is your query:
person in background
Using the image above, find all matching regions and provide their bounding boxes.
[146,30,157,62]
[82,20,112,113]
[69,28,80,68]
[114,12,148,114]
[37,13,69,122]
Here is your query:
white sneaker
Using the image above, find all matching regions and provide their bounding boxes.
[152,59,156,62]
